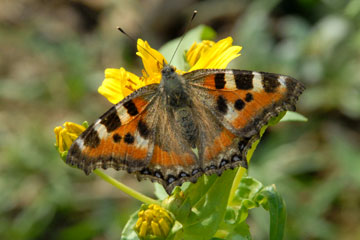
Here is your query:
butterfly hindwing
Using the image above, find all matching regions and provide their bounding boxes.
[134,91,200,193]
[66,84,159,174]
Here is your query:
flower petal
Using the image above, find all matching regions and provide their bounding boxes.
[136,39,167,79]
[98,68,142,104]
[186,40,215,67]
[189,37,242,71]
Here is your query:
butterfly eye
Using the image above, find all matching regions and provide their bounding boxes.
[170,67,175,73]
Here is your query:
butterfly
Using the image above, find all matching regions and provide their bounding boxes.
[66,62,305,194]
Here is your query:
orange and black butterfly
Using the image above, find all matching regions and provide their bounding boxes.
[66,63,305,194]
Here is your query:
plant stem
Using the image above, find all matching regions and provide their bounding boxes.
[93,169,159,205]
[228,167,246,205]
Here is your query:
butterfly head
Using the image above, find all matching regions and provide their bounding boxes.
[161,63,176,76]
[160,63,182,86]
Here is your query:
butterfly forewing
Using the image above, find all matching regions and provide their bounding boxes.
[184,69,305,137]
[66,84,160,174]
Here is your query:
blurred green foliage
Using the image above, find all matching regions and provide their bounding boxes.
[0,0,359,239]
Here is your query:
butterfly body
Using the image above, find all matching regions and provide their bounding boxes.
[67,65,304,194]
[161,65,199,148]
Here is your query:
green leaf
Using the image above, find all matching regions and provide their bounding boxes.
[182,169,238,240]
[182,174,218,206]
[232,177,264,205]
[81,120,89,128]
[280,111,308,122]
[154,183,169,200]
[158,25,216,71]
[201,26,217,41]
[225,221,252,240]
[226,177,286,240]
[120,210,140,240]
[257,185,287,240]
[214,210,252,240]
[166,221,184,240]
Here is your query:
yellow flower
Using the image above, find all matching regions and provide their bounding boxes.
[54,121,87,160]
[98,37,242,104]
[135,204,174,239]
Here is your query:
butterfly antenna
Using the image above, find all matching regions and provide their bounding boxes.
[117,27,163,67]
[169,10,198,65]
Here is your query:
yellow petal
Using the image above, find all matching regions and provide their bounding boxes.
[139,221,148,237]
[136,217,143,229]
[151,221,162,237]
[189,37,242,71]
[54,126,63,148]
[63,122,86,136]
[159,218,170,236]
[186,40,214,67]
[136,39,167,79]
[98,68,142,104]
[144,73,162,85]
[60,129,77,151]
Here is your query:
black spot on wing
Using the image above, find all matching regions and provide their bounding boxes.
[216,95,228,114]
[234,99,245,110]
[234,70,253,90]
[137,120,150,138]
[245,93,253,102]
[100,106,121,132]
[123,100,139,116]
[83,126,100,148]
[261,72,280,93]
[112,133,122,143]
[124,133,135,144]
[214,73,226,89]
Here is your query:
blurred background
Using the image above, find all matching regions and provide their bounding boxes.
[0,0,359,239]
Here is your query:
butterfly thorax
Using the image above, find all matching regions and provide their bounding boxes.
[160,65,189,108]
[160,64,198,147]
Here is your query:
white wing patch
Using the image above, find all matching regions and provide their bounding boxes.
[252,71,264,92]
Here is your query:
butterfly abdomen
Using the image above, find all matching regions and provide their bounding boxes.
[174,107,198,148]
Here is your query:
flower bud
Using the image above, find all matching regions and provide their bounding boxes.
[161,187,191,222]
[54,121,87,160]
[134,204,174,240]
